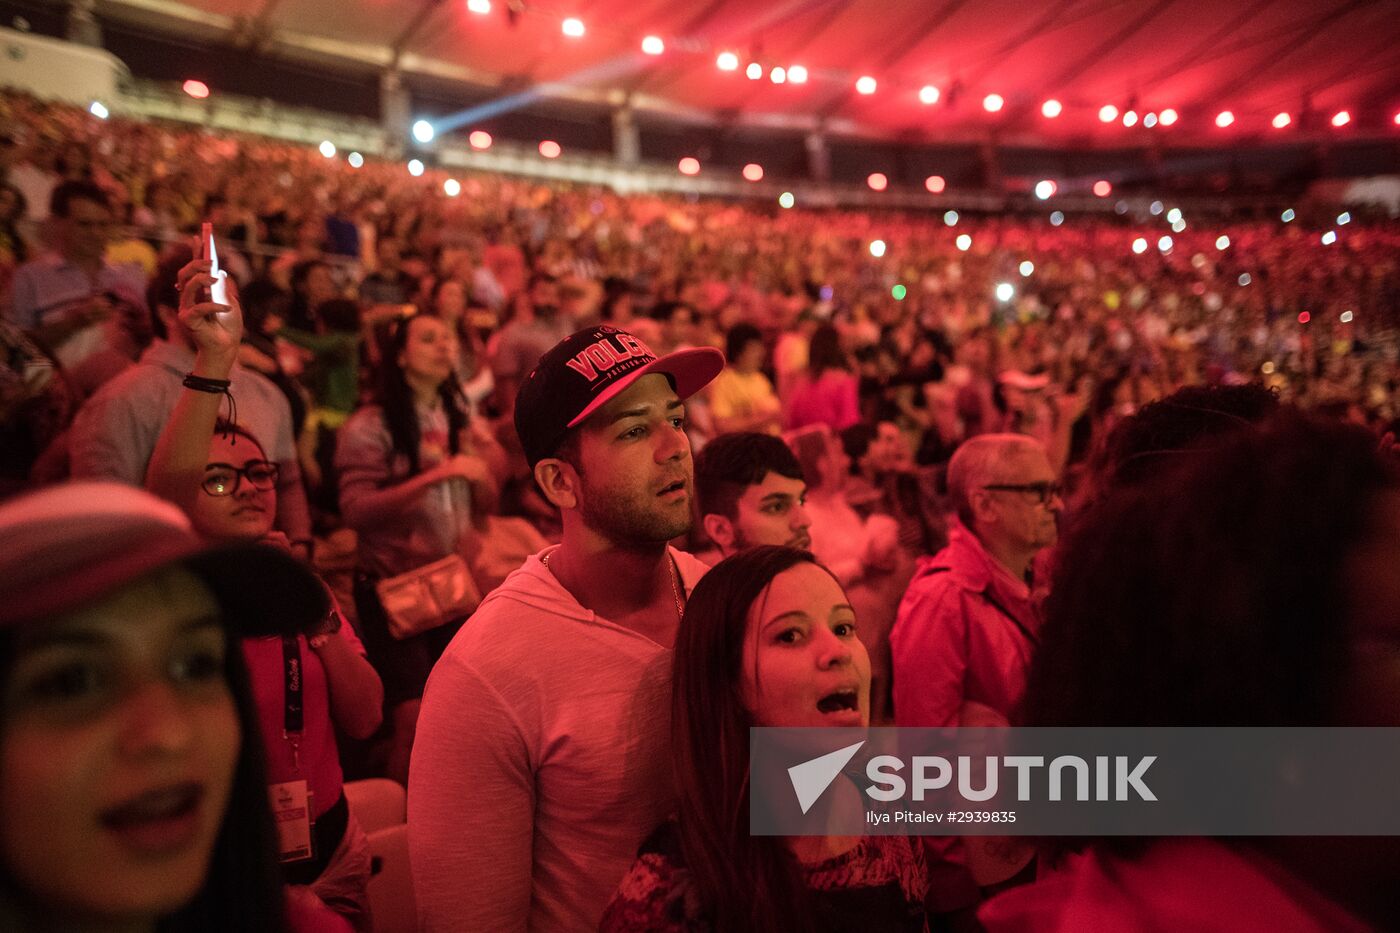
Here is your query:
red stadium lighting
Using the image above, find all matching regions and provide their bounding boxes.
[788,65,809,84]
[1159,108,1178,126]
[1394,111,1400,125]
[538,140,562,158]
[868,172,888,191]
[1272,112,1291,129]
[1093,180,1112,197]
[925,175,946,193]
[983,94,1004,113]
[1215,110,1234,128]
[716,51,739,71]
[746,62,763,80]
[1331,110,1351,127]
[919,85,940,105]
[1098,104,1118,123]
[1122,110,1138,127]
[561,17,585,37]
[770,67,787,84]
[641,35,664,55]
[678,157,700,176]
[742,163,764,182]
[466,0,491,13]
[182,79,210,99]
[856,76,877,95]
[1041,99,1062,118]
[468,130,492,150]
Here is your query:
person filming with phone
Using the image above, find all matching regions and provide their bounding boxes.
[70,233,314,554]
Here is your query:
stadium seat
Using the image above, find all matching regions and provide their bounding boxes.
[366,823,416,933]
[343,779,406,834]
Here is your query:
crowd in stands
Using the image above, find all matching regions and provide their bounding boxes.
[2,85,1399,932]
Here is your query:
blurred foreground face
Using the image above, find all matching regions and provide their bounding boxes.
[741,562,870,728]
[0,566,240,924]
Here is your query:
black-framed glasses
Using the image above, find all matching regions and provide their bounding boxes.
[202,461,279,497]
[982,482,1061,505]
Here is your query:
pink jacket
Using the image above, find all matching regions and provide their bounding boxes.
[890,524,1041,730]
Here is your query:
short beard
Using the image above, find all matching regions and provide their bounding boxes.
[578,475,692,546]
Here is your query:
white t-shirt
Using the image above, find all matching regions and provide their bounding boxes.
[409,546,710,932]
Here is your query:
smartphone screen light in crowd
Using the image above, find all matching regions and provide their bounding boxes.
[89,101,109,119]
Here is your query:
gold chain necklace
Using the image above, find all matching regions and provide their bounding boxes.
[542,550,685,620]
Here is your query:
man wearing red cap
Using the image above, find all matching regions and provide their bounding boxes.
[409,325,724,932]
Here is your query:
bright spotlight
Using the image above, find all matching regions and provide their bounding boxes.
[1050,211,1064,226]
[1216,235,1230,250]
[347,152,364,168]
[717,52,739,71]
[641,35,664,55]
[869,239,887,258]
[742,163,764,182]
[856,76,877,95]
[412,120,435,143]
[407,159,424,176]
[867,173,888,191]
[944,210,959,227]
[983,93,1004,112]
[1331,110,1351,127]
[1159,108,1178,126]
[443,178,461,197]
[1122,109,1139,127]
[1034,179,1056,200]
[1321,230,1337,245]
[1239,273,1252,286]
[468,130,492,150]
[1337,212,1351,225]
[920,85,941,105]
[1132,237,1148,254]
[183,79,210,99]
[1172,219,1186,233]
[1093,180,1112,197]
[770,66,786,84]
[467,0,491,12]
[956,234,972,251]
[925,175,946,193]
[788,65,808,84]
[1167,207,1182,224]
[1019,260,1034,276]
[1149,200,1164,216]
[1281,208,1295,222]
[746,62,763,80]
[539,140,562,158]
[779,192,795,209]
[1099,104,1119,123]
[1143,112,1158,128]
[1340,310,1354,323]
[1272,112,1291,129]
[1158,235,1173,252]
[678,157,700,176]
[88,101,109,120]
[1041,99,1062,118]
[1215,110,1234,128]
[561,17,585,37]
[995,282,1014,302]
[319,140,337,158]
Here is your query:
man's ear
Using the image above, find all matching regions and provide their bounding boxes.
[702,513,735,553]
[968,489,998,530]
[534,458,580,511]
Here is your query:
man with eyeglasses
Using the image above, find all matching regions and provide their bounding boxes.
[889,433,1060,913]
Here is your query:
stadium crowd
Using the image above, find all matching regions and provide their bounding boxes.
[2,87,1399,932]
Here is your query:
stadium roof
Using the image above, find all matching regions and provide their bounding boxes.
[99,0,1400,145]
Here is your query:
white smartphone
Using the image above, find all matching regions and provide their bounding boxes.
[201,221,230,305]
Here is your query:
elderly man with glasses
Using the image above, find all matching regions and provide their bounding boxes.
[888,433,1061,912]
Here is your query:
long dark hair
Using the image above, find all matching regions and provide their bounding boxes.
[806,324,848,378]
[0,605,287,932]
[376,314,468,476]
[1022,413,1400,854]
[671,545,831,933]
